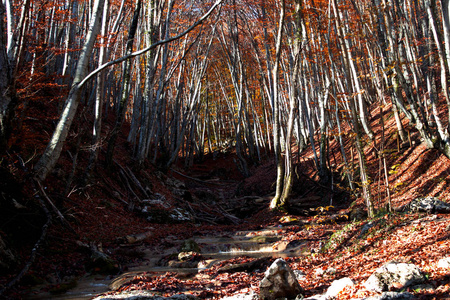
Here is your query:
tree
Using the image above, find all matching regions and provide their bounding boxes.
[269,0,286,210]
[0,1,17,155]
[34,0,106,181]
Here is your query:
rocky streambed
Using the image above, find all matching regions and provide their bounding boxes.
[27,226,308,299]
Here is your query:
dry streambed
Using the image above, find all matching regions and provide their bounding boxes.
[27,225,310,299]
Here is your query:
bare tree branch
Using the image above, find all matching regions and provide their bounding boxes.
[77,0,223,89]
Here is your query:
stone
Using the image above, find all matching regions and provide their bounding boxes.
[178,251,197,261]
[293,270,306,280]
[404,197,450,213]
[324,277,354,299]
[171,207,194,222]
[87,250,120,275]
[303,296,326,300]
[437,257,450,269]
[181,239,201,253]
[218,257,270,274]
[259,258,303,300]
[220,290,259,300]
[349,207,367,221]
[364,262,425,292]
[315,268,325,276]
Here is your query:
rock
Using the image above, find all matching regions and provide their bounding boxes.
[364,291,415,299]
[181,239,201,253]
[359,221,376,238]
[293,270,306,280]
[178,251,197,261]
[364,262,425,292]
[218,257,270,274]
[93,291,199,300]
[259,258,303,300]
[140,195,193,223]
[87,250,120,275]
[404,197,450,213]
[167,259,200,268]
[349,207,367,221]
[170,207,194,222]
[324,277,354,299]
[220,290,258,300]
[437,257,450,269]
[303,295,325,300]
[315,268,325,276]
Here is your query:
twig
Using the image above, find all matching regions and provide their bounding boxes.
[36,180,77,234]
[119,169,141,202]
[170,168,230,186]
[125,166,151,198]
[100,177,129,206]
[215,204,240,224]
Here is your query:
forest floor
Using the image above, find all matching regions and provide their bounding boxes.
[1,101,450,299]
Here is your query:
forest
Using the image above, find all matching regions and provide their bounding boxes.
[1,0,450,299]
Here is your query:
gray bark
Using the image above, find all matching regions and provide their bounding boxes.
[34,0,105,181]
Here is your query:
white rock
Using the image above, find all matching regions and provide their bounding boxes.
[438,257,450,269]
[325,277,354,299]
[364,262,425,292]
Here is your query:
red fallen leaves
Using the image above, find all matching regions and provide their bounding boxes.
[116,257,265,298]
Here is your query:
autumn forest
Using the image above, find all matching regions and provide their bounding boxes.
[2,0,450,298]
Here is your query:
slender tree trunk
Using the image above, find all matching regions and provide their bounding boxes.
[331,0,374,216]
[105,0,142,167]
[86,0,109,174]
[280,0,303,205]
[34,0,105,181]
[0,1,17,155]
[270,0,286,210]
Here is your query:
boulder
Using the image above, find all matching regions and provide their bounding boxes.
[324,277,354,299]
[364,262,425,292]
[259,258,303,300]
[139,194,194,223]
[293,270,306,280]
[87,250,120,275]
[217,257,270,274]
[220,290,258,300]
[403,197,450,213]
[437,257,450,269]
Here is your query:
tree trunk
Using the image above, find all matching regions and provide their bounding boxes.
[0,1,17,155]
[105,0,142,168]
[86,0,109,175]
[270,0,286,210]
[34,0,105,181]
